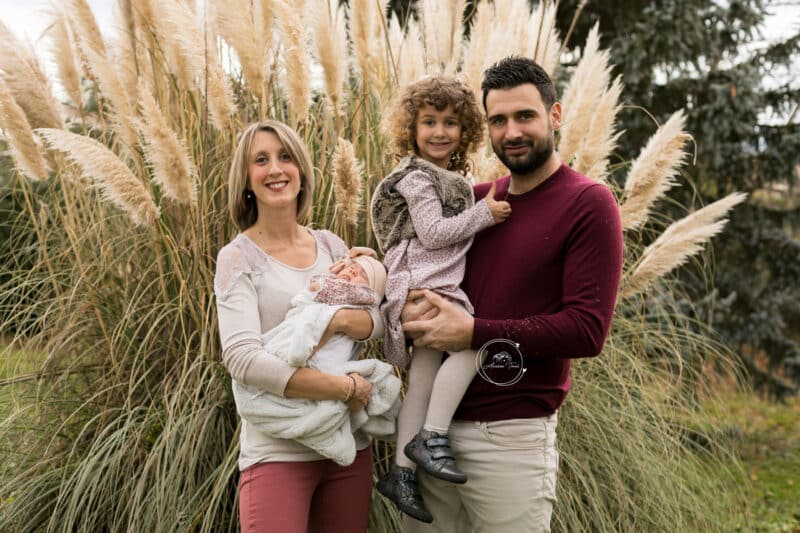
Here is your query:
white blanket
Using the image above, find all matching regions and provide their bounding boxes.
[232,288,400,466]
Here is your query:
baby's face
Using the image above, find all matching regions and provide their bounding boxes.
[336,262,369,286]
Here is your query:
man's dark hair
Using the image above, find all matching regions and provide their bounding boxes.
[481,56,557,110]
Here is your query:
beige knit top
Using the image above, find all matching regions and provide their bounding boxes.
[214,229,384,470]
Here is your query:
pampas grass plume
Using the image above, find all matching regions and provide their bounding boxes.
[332,137,364,225]
[0,80,49,181]
[80,44,139,148]
[398,19,427,89]
[574,76,624,181]
[471,148,509,184]
[311,0,348,116]
[621,192,748,297]
[210,0,268,103]
[48,10,84,111]
[0,21,64,130]
[136,82,198,208]
[37,128,160,226]
[461,1,493,96]
[64,0,105,55]
[275,0,311,123]
[558,25,611,166]
[620,111,692,230]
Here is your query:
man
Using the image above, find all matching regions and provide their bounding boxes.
[401,57,624,532]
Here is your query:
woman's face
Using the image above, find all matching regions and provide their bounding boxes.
[247,130,302,212]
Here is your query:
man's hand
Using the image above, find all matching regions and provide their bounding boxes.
[400,290,440,339]
[402,290,474,352]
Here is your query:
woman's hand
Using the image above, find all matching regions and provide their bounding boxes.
[345,373,372,412]
[329,247,378,275]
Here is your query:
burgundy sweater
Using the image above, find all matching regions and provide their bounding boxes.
[455,164,623,421]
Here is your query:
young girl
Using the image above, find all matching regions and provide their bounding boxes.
[371,76,511,523]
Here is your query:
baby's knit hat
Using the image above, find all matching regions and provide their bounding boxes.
[352,256,387,300]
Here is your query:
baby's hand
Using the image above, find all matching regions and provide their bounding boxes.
[309,280,320,292]
[485,181,511,224]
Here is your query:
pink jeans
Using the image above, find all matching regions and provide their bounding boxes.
[238,447,373,533]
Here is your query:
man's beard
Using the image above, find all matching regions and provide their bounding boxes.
[492,131,554,175]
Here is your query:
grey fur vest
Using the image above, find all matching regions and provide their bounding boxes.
[370,156,474,253]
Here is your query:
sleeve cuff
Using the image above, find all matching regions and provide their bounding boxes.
[364,305,384,341]
[471,318,500,351]
[477,199,496,230]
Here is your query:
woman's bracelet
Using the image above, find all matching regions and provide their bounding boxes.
[343,375,356,402]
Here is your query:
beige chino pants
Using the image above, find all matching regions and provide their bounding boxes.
[403,414,559,533]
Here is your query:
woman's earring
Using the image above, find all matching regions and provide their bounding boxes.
[245,190,254,200]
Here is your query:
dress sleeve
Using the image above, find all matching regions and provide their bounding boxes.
[214,245,296,395]
[394,170,495,250]
[315,278,378,306]
[471,184,624,359]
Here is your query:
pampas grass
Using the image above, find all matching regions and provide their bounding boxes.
[620,111,693,230]
[136,83,198,208]
[311,0,348,117]
[0,80,49,181]
[275,0,311,124]
[471,147,509,183]
[573,76,624,181]
[397,19,427,89]
[37,128,159,226]
[558,25,612,166]
[0,21,64,130]
[621,192,748,297]
[48,10,84,111]
[147,0,202,92]
[461,0,493,96]
[210,0,269,105]
[527,1,561,76]
[0,1,752,531]
[349,0,377,89]
[80,44,139,148]
[332,137,364,225]
[419,0,464,74]
[64,0,105,56]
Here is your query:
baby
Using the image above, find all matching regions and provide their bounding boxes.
[231,255,399,466]
[270,255,387,372]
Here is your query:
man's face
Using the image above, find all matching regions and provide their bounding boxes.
[485,84,561,175]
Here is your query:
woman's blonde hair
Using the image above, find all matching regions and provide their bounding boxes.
[383,76,485,174]
[228,120,315,230]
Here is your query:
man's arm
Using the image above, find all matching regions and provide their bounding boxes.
[404,185,623,358]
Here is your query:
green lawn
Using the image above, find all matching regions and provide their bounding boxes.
[0,341,46,467]
[703,391,800,532]
[0,341,43,419]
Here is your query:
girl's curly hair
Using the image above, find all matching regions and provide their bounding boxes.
[383,76,485,174]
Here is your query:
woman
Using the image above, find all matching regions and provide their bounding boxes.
[214,120,383,532]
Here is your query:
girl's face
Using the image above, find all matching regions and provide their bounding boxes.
[246,130,302,212]
[414,104,462,168]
